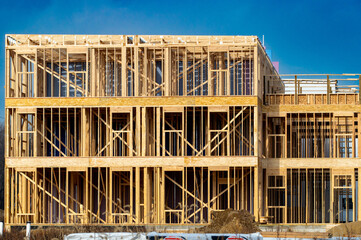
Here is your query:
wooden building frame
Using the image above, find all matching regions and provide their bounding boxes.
[4,34,361,227]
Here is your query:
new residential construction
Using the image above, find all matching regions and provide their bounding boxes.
[4,34,361,227]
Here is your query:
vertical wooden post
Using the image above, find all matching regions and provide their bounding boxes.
[144,167,149,224]
[182,168,185,223]
[285,115,287,158]
[227,49,231,95]
[130,168,133,223]
[122,46,127,96]
[219,53,224,96]
[134,47,139,96]
[14,52,19,97]
[110,111,113,157]
[128,109,133,157]
[136,107,141,156]
[142,107,147,156]
[294,75,298,104]
[81,108,89,156]
[91,48,96,96]
[208,49,213,96]
[85,168,89,224]
[34,112,38,157]
[254,167,259,222]
[108,168,112,224]
[164,48,171,96]
[161,168,165,223]
[143,48,148,96]
[65,169,69,224]
[66,50,69,97]
[135,167,140,223]
[254,104,259,221]
[254,106,259,157]
[34,51,38,97]
[359,75,361,104]
[156,107,161,156]
[327,75,330,104]
[183,49,187,96]
[254,45,258,96]
[5,109,9,158]
[5,50,10,98]
[330,170,334,223]
[4,168,9,224]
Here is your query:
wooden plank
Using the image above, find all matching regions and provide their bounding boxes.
[262,158,361,169]
[163,106,184,112]
[6,96,259,108]
[121,46,127,96]
[6,156,259,168]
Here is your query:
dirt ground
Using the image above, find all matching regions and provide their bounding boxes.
[0,225,145,240]
[327,221,361,237]
[196,209,260,234]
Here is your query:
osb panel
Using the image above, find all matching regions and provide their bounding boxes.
[298,95,308,105]
[315,95,323,104]
[276,96,281,104]
[346,94,356,104]
[330,95,337,104]
[323,95,327,104]
[307,95,312,104]
[269,95,275,105]
[263,104,361,113]
[338,94,346,104]
[284,95,291,105]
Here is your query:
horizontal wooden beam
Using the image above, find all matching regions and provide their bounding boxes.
[263,104,361,114]
[6,96,259,108]
[6,34,259,47]
[6,156,258,168]
[262,158,361,169]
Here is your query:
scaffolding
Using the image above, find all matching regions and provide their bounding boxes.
[4,34,361,227]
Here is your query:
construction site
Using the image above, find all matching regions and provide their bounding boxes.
[3,34,361,229]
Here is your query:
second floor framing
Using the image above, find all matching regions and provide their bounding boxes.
[5,35,278,99]
[5,105,256,158]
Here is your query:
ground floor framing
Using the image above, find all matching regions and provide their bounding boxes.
[4,157,361,226]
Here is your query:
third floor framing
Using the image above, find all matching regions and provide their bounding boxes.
[5,34,277,99]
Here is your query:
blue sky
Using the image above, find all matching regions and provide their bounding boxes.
[1,0,361,119]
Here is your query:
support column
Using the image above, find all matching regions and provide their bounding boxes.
[135,167,140,223]
[81,108,89,156]
[254,166,259,222]
[34,51,38,97]
[5,49,10,97]
[144,167,149,224]
[254,105,260,221]
[164,48,171,96]
[254,106,259,157]
[121,46,127,96]
[156,107,161,156]
[253,45,258,96]
[142,107,147,156]
[91,48,96,96]
[208,50,213,96]
[160,168,165,223]
[136,107,141,156]
[4,168,9,224]
[134,47,139,96]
